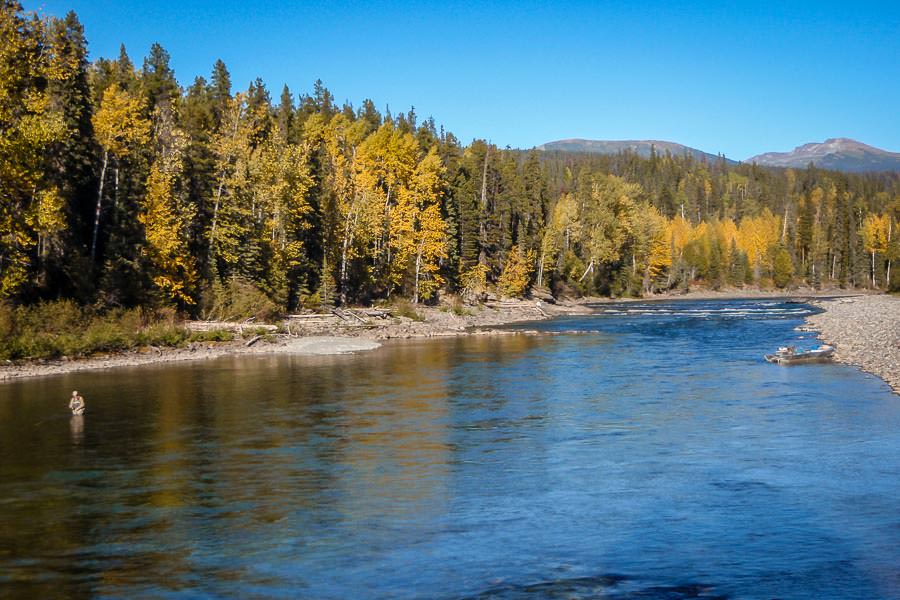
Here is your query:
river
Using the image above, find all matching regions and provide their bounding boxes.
[1,299,899,599]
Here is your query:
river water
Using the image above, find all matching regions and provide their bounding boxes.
[1,299,899,599]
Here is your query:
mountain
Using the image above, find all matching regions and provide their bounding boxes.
[746,138,900,173]
[536,139,731,163]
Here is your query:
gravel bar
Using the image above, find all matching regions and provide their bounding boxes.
[806,295,900,395]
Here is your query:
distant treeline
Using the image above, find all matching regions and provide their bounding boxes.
[2,3,899,317]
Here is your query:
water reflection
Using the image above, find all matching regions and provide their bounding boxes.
[69,415,84,445]
[1,302,900,598]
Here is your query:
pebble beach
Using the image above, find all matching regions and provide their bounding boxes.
[807,294,900,395]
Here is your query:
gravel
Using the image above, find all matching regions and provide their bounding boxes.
[806,295,900,395]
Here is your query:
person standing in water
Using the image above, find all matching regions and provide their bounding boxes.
[69,391,85,415]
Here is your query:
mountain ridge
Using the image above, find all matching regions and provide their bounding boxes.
[536,138,730,164]
[746,138,900,173]
[537,137,900,173]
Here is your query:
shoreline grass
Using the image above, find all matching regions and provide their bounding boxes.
[0,301,233,362]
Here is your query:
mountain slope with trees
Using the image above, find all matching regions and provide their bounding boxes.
[538,139,732,164]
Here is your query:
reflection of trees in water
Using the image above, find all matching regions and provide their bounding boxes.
[0,333,574,595]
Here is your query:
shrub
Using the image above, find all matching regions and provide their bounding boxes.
[391,298,423,321]
[202,277,282,323]
[460,264,490,300]
[188,329,234,343]
[0,301,194,361]
[451,297,473,316]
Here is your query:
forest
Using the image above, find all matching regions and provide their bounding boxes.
[3,3,900,323]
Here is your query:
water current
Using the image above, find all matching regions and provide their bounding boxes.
[1,299,898,599]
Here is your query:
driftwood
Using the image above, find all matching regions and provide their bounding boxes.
[287,313,340,322]
[186,321,278,333]
[331,308,368,324]
[330,308,351,322]
[485,300,550,317]
[245,335,263,347]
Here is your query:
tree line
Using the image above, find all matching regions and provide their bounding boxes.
[3,3,899,318]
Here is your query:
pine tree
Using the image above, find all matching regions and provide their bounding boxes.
[277,84,294,141]
[141,42,180,110]
[209,59,231,129]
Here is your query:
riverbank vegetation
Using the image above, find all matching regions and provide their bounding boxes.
[3,2,899,325]
[0,301,234,361]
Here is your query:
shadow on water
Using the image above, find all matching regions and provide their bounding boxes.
[1,300,900,598]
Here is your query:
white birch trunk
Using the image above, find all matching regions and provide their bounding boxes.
[91,150,109,260]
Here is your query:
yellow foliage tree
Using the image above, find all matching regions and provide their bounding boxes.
[395,147,448,303]
[320,113,371,302]
[354,121,425,296]
[538,193,580,288]
[667,215,694,263]
[91,85,151,259]
[0,4,69,297]
[579,174,639,282]
[630,203,671,293]
[498,245,535,298]
[861,213,890,288]
[140,158,197,304]
[251,131,313,301]
[737,208,781,280]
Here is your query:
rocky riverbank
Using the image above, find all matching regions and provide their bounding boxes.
[0,299,590,382]
[806,295,900,394]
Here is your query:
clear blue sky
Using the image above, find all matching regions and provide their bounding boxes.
[25,0,900,159]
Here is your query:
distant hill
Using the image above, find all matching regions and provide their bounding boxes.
[746,138,900,173]
[536,139,731,163]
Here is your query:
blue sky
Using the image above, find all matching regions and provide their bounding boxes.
[25,0,900,159]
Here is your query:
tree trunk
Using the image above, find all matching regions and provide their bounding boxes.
[480,147,489,211]
[413,239,424,304]
[339,207,357,304]
[91,150,109,261]
[888,220,893,289]
[536,247,544,288]
[384,187,391,269]
[208,177,225,262]
[872,251,876,288]
[578,258,594,282]
[781,206,789,243]
[208,104,243,265]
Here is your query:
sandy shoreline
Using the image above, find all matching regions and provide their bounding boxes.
[0,287,888,383]
[805,295,900,395]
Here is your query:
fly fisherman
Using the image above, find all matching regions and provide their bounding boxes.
[69,391,85,416]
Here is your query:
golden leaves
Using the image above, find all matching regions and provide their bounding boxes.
[92,86,151,157]
[498,245,535,298]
